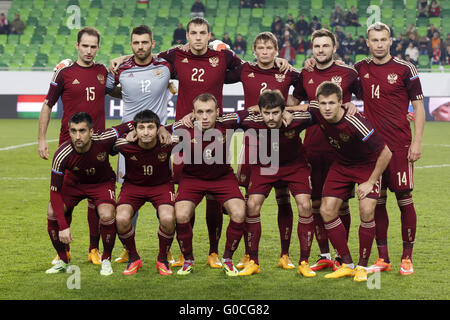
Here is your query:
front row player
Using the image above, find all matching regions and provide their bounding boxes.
[310,82,392,282]
[171,94,250,276]
[114,110,176,276]
[45,112,134,276]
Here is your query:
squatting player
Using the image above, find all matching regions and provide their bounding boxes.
[355,22,425,275]
[171,94,250,276]
[310,82,392,282]
[236,90,315,277]
[113,110,175,276]
[45,112,134,276]
[38,27,121,266]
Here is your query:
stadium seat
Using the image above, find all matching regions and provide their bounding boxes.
[418,55,430,68]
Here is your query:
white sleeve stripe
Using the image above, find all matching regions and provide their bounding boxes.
[345,115,371,137]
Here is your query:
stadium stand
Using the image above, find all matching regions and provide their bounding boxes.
[0,0,449,71]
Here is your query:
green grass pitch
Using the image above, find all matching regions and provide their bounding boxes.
[0,119,449,300]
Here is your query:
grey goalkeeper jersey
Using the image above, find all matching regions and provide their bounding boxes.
[106,56,175,124]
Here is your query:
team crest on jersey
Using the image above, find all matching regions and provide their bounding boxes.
[209,56,219,67]
[339,133,350,142]
[97,74,105,84]
[284,129,296,139]
[158,152,168,162]
[387,73,398,84]
[275,74,286,83]
[97,152,107,162]
[153,68,163,78]
[331,76,342,86]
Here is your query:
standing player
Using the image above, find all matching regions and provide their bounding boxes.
[105,25,175,264]
[237,90,315,277]
[224,32,302,270]
[45,112,134,276]
[309,82,392,282]
[172,94,249,276]
[114,110,175,276]
[289,29,360,271]
[38,27,117,266]
[355,22,425,275]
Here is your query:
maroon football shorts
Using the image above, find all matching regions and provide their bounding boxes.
[171,153,183,184]
[117,181,175,213]
[322,161,381,201]
[381,149,414,192]
[61,179,116,210]
[176,171,244,206]
[236,138,258,188]
[248,161,312,197]
[306,151,335,201]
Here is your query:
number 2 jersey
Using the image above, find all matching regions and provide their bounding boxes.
[45,62,108,144]
[354,56,424,152]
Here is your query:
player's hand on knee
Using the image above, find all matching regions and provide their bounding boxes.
[59,228,73,244]
[356,181,374,200]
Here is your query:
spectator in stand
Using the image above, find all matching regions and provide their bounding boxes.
[9,13,25,35]
[444,33,450,48]
[330,5,346,27]
[404,54,415,66]
[418,36,431,55]
[190,0,205,18]
[429,0,441,17]
[240,0,252,8]
[393,33,405,51]
[334,25,346,43]
[419,0,429,11]
[427,24,440,40]
[341,32,355,56]
[285,14,295,30]
[295,35,309,55]
[419,6,428,17]
[405,23,418,41]
[280,39,296,65]
[342,53,354,66]
[393,42,405,59]
[295,14,309,36]
[251,0,265,8]
[309,16,322,34]
[233,34,247,56]
[272,23,283,45]
[405,42,419,65]
[345,6,360,27]
[431,31,442,65]
[445,45,450,65]
[0,13,9,34]
[355,35,369,55]
[271,16,284,34]
[282,25,295,45]
[222,32,233,48]
[172,23,186,45]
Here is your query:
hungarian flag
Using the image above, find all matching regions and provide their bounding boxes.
[16,95,57,119]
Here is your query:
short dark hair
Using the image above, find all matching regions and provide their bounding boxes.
[187,17,210,33]
[193,93,217,109]
[77,27,100,45]
[311,28,337,47]
[131,25,153,41]
[133,110,160,128]
[315,81,343,102]
[68,112,93,128]
[258,90,285,111]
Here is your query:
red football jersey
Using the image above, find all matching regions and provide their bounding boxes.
[308,102,385,166]
[241,111,312,167]
[45,62,108,144]
[113,139,173,186]
[293,62,360,155]
[171,110,249,180]
[354,57,424,151]
[225,62,301,108]
[50,122,134,191]
[158,48,242,120]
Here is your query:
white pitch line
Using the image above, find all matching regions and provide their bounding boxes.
[423,144,450,148]
[415,164,450,169]
[0,139,58,151]
[0,177,49,180]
